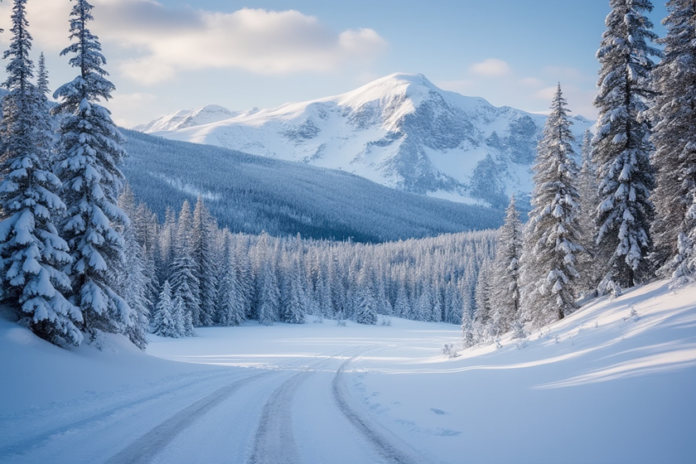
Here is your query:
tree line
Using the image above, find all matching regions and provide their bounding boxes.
[117,189,496,338]
[468,0,696,346]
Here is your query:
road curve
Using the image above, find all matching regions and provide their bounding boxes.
[332,355,431,464]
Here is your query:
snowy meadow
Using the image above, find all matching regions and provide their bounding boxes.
[2,281,695,463]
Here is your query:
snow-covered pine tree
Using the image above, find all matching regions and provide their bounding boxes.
[172,291,194,337]
[460,296,475,347]
[170,200,201,325]
[522,85,583,326]
[281,258,306,324]
[393,283,410,319]
[490,195,523,336]
[354,287,377,325]
[593,0,659,294]
[170,242,200,328]
[0,0,82,346]
[115,186,150,349]
[473,259,493,341]
[354,266,377,324]
[52,0,132,339]
[649,0,696,284]
[216,233,244,326]
[152,280,178,338]
[576,130,601,295]
[191,195,217,326]
[257,260,279,325]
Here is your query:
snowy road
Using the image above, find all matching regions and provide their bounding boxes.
[1,338,431,464]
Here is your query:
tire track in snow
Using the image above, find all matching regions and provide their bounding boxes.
[0,369,240,459]
[332,355,430,464]
[248,348,362,464]
[105,370,274,464]
[247,370,311,464]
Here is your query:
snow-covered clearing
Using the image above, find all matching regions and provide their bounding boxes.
[1,280,695,464]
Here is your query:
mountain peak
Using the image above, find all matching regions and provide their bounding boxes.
[137,74,594,208]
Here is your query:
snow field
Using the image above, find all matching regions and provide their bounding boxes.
[1,280,695,464]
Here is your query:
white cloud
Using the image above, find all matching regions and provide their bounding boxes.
[470,58,511,77]
[533,86,558,102]
[0,1,387,84]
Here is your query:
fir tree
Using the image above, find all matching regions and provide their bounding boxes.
[257,261,279,325]
[522,85,582,326]
[0,0,82,346]
[152,280,178,338]
[116,186,150,349]
[355,288,377,325]
[577,130,601,294]
[650,0,696,284]
[281,258,306,324]
[216,233,245,326]
[593,0,659,293]
[473,259,493,341]
[170,200,201,325]
[52,0,132,339]
[490,195,523,336]
[191,196,217,326]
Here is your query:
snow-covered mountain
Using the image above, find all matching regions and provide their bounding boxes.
[134,104,239,133]
[138,73,593,208]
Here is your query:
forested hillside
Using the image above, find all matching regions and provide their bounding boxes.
[122,129,504,242]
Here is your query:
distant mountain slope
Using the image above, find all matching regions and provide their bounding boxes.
[121,130,504,242]
[138,73,594,209]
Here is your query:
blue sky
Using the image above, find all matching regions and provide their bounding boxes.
[0,0,668,126]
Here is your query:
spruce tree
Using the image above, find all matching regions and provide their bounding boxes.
[355,288,377,325]
[577,130,601,294]
[0,0,82,346]
[170,200,201,325]
[593,0,659,293]
[650,0,696,284]
[257,261,279,325]
[116,186,150,349]
[216,232,245,326]
[281,258,307,324]
[473,259,493,341]
[490,195,523,336]
[52,0,132,339]
[522,85,582,326]
[191,196,217,326]
[153,280,178,338]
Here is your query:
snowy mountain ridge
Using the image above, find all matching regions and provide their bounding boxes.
[138,73,594,208]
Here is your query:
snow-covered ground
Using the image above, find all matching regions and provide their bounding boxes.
[1,280,695,464]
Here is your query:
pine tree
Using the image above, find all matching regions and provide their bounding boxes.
[216,232,245,326]
[355,287,377,325]
[473,259,493,341]
[153,280,178,338]
[116,186,150,349]
[52,0,132,339]
[393,284,410,319]
[650,0,696,284]
[0,0,82,347]
[281,258,306,324]
[593,0,659,293]
[257,260,279,325]
[490,195,523,336]
[577,130,601,294]
[461,298,475,347]
[522,85,583,326]
[191,196,217,326]
[170,200,201,325]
